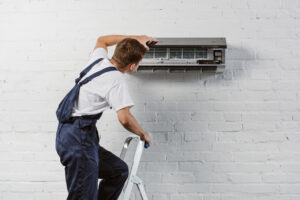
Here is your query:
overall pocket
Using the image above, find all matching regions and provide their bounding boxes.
[78,118,97,147]
[78,118,99,165]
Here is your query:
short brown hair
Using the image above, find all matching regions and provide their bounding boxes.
[112,38,147,68]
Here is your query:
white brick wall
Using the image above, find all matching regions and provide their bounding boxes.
[0,0,300,199]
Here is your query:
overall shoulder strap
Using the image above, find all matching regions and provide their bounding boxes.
[75,58,104,84]
[78,66,117,86]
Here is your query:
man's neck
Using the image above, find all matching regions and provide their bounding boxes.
[109,58,126,74]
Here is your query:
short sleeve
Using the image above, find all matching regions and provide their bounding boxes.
[105,78,134,111]
[88,48,108,64]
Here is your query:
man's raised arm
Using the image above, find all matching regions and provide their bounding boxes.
[94,34,158,51]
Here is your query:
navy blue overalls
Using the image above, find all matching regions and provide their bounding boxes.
[55,58,129,200]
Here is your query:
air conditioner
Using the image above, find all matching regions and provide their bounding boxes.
[138,37,227,73]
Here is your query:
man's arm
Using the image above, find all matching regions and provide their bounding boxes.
[117,107,151,147]
[94,34,158,51]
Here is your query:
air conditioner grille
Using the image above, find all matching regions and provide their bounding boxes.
[144,48,208,60]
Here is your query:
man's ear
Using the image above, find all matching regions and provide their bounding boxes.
[129,63,136,71]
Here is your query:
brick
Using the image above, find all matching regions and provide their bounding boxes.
[1,0,300,198]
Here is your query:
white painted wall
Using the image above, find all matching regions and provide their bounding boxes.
[1,0,300,199]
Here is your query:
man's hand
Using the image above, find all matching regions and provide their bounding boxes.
[140,132,151,147]
[133,35,158,50]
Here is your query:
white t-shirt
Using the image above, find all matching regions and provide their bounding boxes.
[71,48,134,117]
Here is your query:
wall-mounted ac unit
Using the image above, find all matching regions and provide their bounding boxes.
[138,37,227,73]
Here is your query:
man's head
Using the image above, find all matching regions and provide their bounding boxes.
[111,38,147,73]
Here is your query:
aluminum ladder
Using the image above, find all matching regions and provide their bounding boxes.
[119,135,148,200]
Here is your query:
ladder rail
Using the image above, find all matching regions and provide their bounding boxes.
[120,135,149,200]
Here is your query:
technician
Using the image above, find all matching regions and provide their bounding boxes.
[55,35,157,200]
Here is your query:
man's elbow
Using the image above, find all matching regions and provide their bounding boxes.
[117,108,132,127]
[117,111,130,126]
[118,116,130,127]
[97,36,105,44]
[94,36,108,51]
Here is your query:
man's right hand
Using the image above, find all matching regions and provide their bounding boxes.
[140,132,151,147]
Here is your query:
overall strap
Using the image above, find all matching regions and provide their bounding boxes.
[75,58,104,84]
[78,66,117,86]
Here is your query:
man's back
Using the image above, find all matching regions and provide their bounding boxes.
[72,48,134,117]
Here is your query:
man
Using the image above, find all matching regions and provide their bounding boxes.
[55,35,157,200]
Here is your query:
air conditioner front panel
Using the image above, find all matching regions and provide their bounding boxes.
[139,37,227,72]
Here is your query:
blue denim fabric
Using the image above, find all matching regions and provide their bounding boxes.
[56,115,129,200]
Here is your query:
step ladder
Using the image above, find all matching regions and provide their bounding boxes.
[119,135,148,200]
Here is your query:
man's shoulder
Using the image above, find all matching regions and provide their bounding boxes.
[90,48,108,59]
[93,60,124,84]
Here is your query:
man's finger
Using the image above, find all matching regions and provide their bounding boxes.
[146,40,157,48]
[151,37,159,42]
